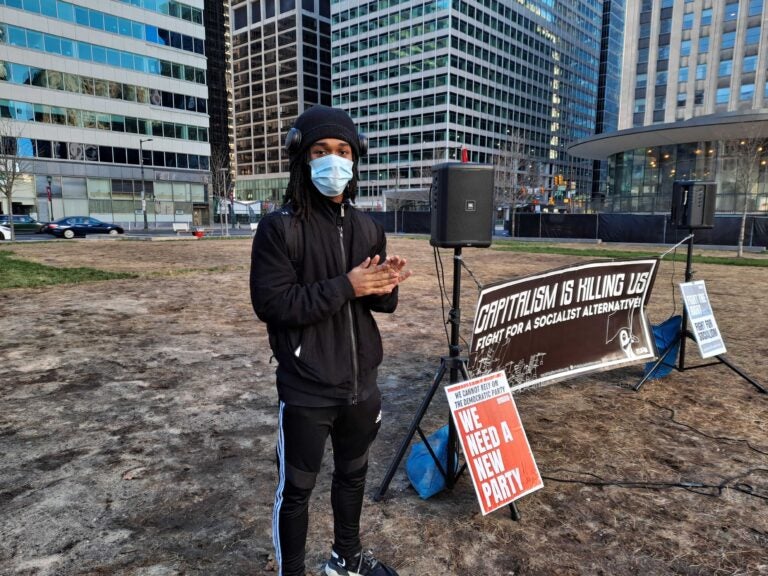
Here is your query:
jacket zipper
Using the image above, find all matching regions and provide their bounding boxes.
[338,203,359,404]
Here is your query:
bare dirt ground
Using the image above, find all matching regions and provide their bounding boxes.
[1,236,767,576]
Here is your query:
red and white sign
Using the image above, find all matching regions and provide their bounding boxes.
[445,371,543,515]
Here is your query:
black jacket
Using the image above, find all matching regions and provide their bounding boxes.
[250,199,398,406]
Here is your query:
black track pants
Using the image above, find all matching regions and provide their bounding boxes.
[272,393,382,576]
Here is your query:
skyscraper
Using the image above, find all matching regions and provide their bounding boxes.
[0,0,211,226]
[230,0,332,204]
[205,0,235,216]
[591,0,625,201]
[331,0,605,211]
[570,0,768,215]
[621,0,767,127]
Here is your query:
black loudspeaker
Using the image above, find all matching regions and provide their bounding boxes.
[671,181,716,229]
[430,162,494,248]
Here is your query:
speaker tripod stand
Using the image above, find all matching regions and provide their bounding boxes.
[634,232,766,394]
[374,247,521,520]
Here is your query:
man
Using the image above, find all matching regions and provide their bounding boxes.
[250,105,411,576]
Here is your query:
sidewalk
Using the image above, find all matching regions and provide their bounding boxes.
[122,225,254,240]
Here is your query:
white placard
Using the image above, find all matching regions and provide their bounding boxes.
[680,280,726,358]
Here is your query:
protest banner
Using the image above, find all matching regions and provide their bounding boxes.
[469,259,659,392]
[445,371,543,515]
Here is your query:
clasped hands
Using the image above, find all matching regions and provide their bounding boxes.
[347,254,412,297]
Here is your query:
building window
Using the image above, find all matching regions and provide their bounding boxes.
[234,6,247,29]
[723,2,739,21]
[716,87,729,104]
[740,84,754,101]
[745,26,761,46]
[722,31,736,49]
[696,64,707,80]
[678,67,688,82]
[680,40,691,56]
[682,13,694,29]
[718,60,732,76]
[698,36,709,53]
[701,8,713,25]
[743,55,757,73]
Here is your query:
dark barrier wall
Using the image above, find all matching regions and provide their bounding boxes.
[599,214,667,243]
[507,213,767,247]
[519,213,598,239]
[369,211,430,235]
[374,210,767,247]
[753,217,768,246]
[367,211,392,231]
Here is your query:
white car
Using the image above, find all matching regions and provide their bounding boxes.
[0,224,11,240]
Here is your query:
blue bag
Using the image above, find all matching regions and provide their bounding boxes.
[644,315,682,380]
[405,425,458,499]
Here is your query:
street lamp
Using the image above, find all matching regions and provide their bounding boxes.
[139,138,153,230]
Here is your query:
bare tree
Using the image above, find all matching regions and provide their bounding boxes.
[722,136,768,257]
[494,132,530,237]
[209,144,232,234]
[522,160,543,199]
[0,120,32,241]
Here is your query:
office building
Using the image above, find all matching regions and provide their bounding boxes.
[205,0,235,208]
[0,0,211,227]
[331,0,605,211]
[570,0,768,214]
[227,0,608,214]
[230,0,332,204]
[590,0,625,201]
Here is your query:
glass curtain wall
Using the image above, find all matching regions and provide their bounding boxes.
[605,140,767,213]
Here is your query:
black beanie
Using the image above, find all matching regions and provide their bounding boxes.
[289,105,360,159]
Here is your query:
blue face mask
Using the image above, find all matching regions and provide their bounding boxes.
[309,154,354,197]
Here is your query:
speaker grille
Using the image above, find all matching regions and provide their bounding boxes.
[430,163,495,248]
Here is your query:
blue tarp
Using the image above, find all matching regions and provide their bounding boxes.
[644,315,682,380]
[405,425,457,499]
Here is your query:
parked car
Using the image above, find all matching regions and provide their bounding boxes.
[41,217,125,239]
[0,214,45,234]
[0,224,11,240]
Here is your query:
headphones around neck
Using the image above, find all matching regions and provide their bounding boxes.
[284,127,369,157]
